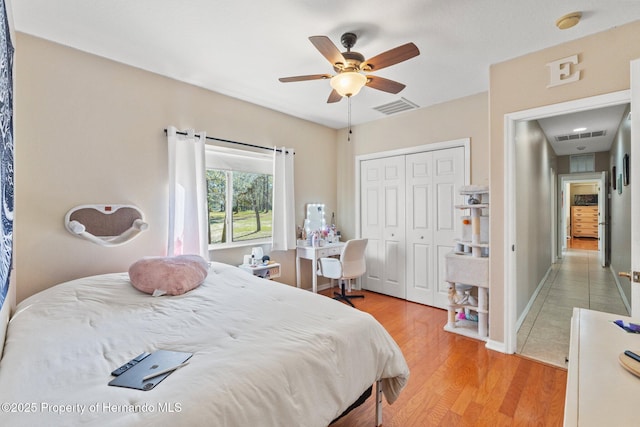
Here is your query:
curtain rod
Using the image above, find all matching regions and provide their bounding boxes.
[163,129,293,155]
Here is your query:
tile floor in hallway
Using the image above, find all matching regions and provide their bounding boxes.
[517,247,629,368]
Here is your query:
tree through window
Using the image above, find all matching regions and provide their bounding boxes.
[206,169,273,245]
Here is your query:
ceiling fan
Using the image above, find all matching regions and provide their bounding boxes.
[279,32,420,103]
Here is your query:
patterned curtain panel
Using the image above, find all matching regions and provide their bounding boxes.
[0,0,13,311]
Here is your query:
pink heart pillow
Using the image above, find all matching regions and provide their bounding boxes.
[129,255,209,296]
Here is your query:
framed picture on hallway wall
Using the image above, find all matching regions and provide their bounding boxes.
[612,166,617,190]
[623,153,630,186]
[618,175,623,194]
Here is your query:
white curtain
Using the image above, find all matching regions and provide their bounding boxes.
[272,147,296,251]
[167,126,209,259]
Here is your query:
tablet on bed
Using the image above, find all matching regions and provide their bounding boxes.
[108,350,192,391]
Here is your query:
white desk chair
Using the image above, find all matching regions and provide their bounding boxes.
[317,238,368,307]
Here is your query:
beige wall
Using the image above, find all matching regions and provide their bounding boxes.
[515,120,556,318]
[14,33,337,302]
[610,105,632,303]
[490,20,640,343]
[570,182,598,197]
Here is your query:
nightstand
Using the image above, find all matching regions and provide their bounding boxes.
[239,263,281,280]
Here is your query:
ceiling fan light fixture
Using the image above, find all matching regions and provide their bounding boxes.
[330,71,367,97]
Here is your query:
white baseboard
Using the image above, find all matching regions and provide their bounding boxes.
[609,265,631,314]
[317,282,332,292]
[515,266,552,332]
[485,339,507,354]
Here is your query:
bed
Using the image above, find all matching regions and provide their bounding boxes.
[0,261,409,426]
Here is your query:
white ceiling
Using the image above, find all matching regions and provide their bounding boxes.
[11,1,640,129]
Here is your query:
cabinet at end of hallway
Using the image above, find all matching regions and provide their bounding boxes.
[571,205,598,238]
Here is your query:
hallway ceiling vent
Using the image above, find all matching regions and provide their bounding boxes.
[373,97,419,115]
[554,130,606,142]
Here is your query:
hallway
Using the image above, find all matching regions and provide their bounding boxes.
[517,247,629,367]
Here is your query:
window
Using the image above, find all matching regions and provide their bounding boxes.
[570,153,595,173]
[205,146,273,247]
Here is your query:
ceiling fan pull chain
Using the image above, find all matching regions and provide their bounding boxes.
[348,96,352,142]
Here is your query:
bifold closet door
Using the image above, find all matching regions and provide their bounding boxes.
[360,155,406,299]
[405,147,465,308]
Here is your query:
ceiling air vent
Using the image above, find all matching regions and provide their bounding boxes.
[373,98,419,116]
[554,130,606,142]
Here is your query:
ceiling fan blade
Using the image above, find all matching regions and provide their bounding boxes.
[327,89,342,103]
[363,42,420,72]
[309,36,346,68]
[279,74,331,83]
[366,76,406,94]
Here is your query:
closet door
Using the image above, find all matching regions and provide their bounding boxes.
[360,155,406,298]
[406,147,465,308]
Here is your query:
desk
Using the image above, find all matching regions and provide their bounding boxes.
[564,308,640,426]
[296,242,345,293]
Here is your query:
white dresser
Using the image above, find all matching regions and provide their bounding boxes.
[564,308,640,426]
[570,205,598,238]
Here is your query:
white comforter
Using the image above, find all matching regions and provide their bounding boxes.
[0,262,408,426]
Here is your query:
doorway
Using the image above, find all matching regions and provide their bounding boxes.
[558,173,607,266]
[516,125,628,367]
[504,90,631,355]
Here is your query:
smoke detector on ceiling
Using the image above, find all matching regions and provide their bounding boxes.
[556,12,582,30]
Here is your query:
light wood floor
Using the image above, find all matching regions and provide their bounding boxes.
[320,289,567,426]
[567,237,598,250]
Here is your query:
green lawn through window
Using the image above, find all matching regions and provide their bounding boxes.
[209,210,272,243]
